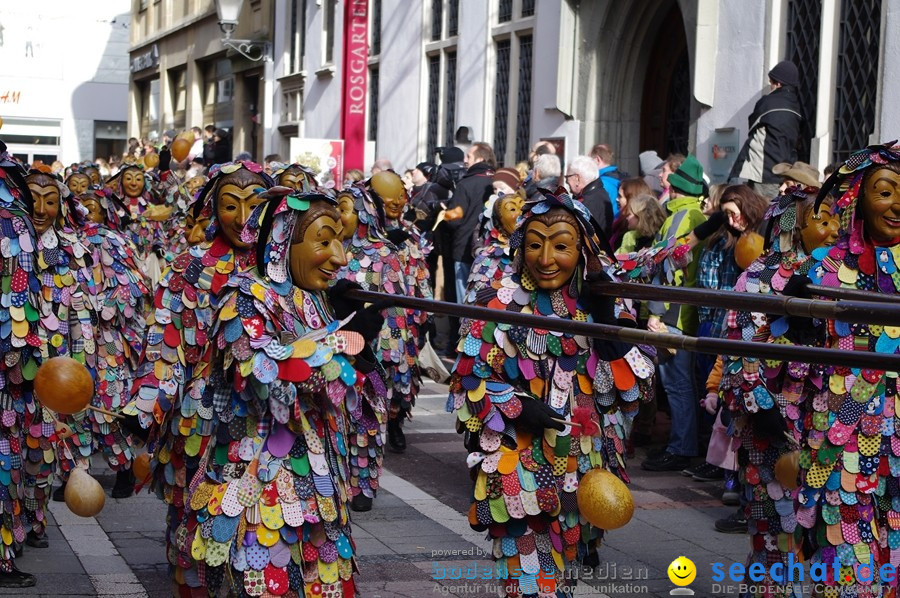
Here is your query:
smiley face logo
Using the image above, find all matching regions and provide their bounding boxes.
[667,556,696,587]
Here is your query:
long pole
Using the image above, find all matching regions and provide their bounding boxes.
[345,289,900,370]
[806,284,900,304]
[588,281,900,325]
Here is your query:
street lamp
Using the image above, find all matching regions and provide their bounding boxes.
[215,0,270,62]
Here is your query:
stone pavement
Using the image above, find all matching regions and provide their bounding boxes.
[1,379,748,597]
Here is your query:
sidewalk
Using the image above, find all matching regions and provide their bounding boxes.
[1,382,749,597]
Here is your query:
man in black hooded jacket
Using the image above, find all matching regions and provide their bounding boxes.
[445,142,496,303]
[729,60,805,199]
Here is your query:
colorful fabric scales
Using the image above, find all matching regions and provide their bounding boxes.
[447,270,654,592]
[719,187,824,595]
[0,154,42,570]
[171,255,385,596]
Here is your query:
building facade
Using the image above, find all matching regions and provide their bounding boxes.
[127,0,275,161]
[129,0,899,179]
[0,0,130,164]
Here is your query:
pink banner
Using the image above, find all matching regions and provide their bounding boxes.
[340,0,369,172]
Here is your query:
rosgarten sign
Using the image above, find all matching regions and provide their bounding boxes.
[339,0,368,172]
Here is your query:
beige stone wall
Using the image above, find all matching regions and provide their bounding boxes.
[128,0,273,160]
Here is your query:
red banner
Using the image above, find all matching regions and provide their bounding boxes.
[340,0,369,172]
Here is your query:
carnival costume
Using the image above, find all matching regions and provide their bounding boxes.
[171,188,386,596]
[126,161,273,588]
[76,189,148,476]
[274,163,319,192]
[793,143,900,596]
[447,192,654,596]
[340,177,431,427]
[24,172,98,541]
[0,147,41,586]
[106,164,167,287]
[719,185,837,596]
[160,173,203,260]
[462,193,520,305]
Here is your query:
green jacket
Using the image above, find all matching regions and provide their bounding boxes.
[648,195,706,334]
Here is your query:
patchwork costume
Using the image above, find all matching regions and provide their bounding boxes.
[19,174,101,547]
[171,189,386,596]
[0,150,41,582]
[794,144,900,597]
[463,194,518,305]
[719,185,829,596]
[447,193,654,596]
[125,162,273,591]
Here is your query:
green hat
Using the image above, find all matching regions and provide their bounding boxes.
[668,154,705,196]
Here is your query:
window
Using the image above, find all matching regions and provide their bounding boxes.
[324,0,336,64]
[832,0,882,162]
[217,59,234,103]
[444,51,457,146]
[426,55,441,158]
[431,0,443,41]
[282,80,303,123]
[368,66,379,141]
[169,67,187,129]
[786,0,822,162]
[288,0,307,74]
[491,3,534,165]
[492,40,511,160]
[94,121,127,162]
[514,35,532,162]
[521,0,534,17]
[498,0,512,23]
[368,0,382,147]
[138,78,160,136]
[203,59,234,127]
[423,1,459,159]
[372,0,382,56]
[448,0,459,36]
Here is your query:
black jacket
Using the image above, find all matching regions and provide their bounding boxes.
[578,178,613,240]
[202,141,216,165]
[410,182,448,233]
[729,86,804,184]
[446,161,494,263]
[210,139,230,165]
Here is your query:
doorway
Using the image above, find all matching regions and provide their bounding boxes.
[639,3,690,158]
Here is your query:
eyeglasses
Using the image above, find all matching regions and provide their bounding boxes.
[564,173,578,180]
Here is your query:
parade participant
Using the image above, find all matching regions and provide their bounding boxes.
[65,170,92,196]
[105,163,167,286]
[340,171,431,456]
[70,188,149,499]
[333,185,382,513]
[160,173,204,259]
[24,171,98,548]
[106,163,155,220]
[791,143,900,593]
[461,187,523,304]
[447,191,654,596]
[184,198,210,247]
[126,161,272,585]
[718,182,839,593]
[0,145,41,587]
[83,164,102,187]
[335,188,359,244]
[183,174,207,200]
[171,188,386,597]
[274,162,318,191]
